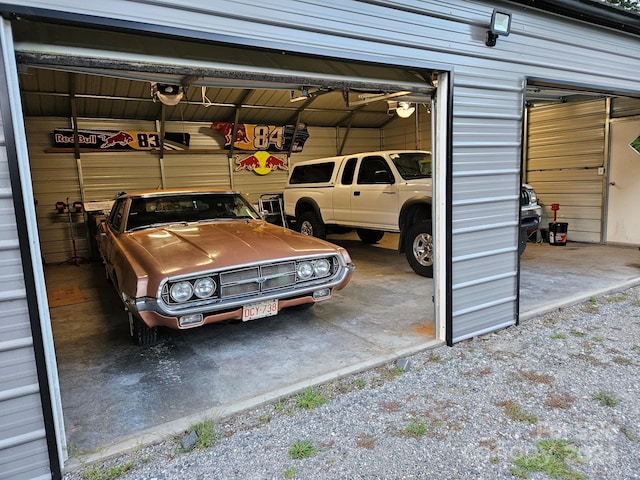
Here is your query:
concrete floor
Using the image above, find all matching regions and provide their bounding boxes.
[47,236,640,465]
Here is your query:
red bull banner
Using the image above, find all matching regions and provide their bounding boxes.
[234,151,288,175]
[52,129,190,150]
[210,122,309,152]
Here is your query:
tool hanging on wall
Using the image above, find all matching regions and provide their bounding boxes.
[55,198,89,266]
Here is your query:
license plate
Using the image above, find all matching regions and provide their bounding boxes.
[242,299,279,321]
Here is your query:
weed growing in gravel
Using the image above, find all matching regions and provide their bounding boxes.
[570,329,585,338]
[550,333,567,340]
[380,400,402,412]
[288,440,318,459]
[510,439,584,480]
[583,296,599,313]
[385,365,405,378]
[353,378,367,389]
[296,388,327,409]
[355,433,377,449]
[282,466,296,478]
[607,292,628,303]
[612,356,633,366]
[545,392,576,409]
[592,390,618,407]
[80,458,134,480]
[517,368,553,385]
[404,418,427,438]
[258,414,271,424]
[186,419,218,450]
[496,400,538,424]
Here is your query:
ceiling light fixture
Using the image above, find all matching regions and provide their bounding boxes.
[396,102,415,118]
[486,8,512,47]
[151,82,184,106]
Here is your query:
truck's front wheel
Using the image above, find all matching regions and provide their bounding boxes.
[297,211,326,239]
[405,220,434,278]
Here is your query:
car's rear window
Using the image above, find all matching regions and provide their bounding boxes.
[288,162,335,184]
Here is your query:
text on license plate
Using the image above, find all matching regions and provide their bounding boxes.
[242,299,279,321]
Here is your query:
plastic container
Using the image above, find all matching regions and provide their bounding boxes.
[548,222,568,246]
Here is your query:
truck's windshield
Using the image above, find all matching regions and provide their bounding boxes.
[390,152,432,180]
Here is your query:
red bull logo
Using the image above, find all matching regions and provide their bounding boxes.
[101,131,134,149]
[211,122,250,147]
[234,151,288,175]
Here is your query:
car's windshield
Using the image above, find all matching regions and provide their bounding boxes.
[390,152,432,180]
[125,193,260,231]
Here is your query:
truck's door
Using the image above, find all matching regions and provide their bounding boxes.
[332,156,357,223]
[350,155,399,230]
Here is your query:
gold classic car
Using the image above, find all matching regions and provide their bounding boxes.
[96,188,355,346]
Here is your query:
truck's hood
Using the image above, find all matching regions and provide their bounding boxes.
[124,220,342,275]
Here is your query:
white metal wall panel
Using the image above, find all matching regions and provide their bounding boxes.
[0,65,52,480]
[449,71,523,343]
[526,100,606,243]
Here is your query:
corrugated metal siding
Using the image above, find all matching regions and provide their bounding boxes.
[526,100,606,243]
[0,91,51,480]
[449,70,523,343]
[383,107,431,151]
[27,117,392,261]
[611,97,640,118]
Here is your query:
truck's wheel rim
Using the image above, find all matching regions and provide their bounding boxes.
[300,221,313,236]
[413,233,434,267]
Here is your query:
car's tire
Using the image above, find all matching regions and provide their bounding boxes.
[404,220,434,278]
[296,211,326,239]
[129,312,158,347]
[356,229,385,244]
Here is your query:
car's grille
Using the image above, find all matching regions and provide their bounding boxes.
[220,261,297,297]
[161,257,338,305]
[520,188,531,206]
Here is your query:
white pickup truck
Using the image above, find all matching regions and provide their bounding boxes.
[283,150,540,277]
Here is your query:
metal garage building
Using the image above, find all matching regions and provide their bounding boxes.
[0,1,639,478]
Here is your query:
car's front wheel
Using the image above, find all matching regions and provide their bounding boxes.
[296,211,326,239]
[129,312,158,347]
[404,220,434,278]
[356,229,385,244]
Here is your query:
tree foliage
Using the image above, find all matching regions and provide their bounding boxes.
[601,0,640,13]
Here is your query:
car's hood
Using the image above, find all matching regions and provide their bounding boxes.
[124,220,342,275]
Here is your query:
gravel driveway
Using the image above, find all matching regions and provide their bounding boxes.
[64,287,640,480]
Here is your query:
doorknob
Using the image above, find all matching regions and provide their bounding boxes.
[609,182,616,186]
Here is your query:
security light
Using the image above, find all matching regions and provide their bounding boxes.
[486,9,512,47]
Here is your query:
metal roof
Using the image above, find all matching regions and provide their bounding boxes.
[13,19,434,129]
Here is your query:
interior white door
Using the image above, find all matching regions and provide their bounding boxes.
[606,119,640,244]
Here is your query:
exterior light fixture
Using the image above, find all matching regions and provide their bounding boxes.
[486,8,511,47]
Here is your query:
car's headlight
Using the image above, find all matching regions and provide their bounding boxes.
[297,261,314,280]
[170,281,194,302]
[313,258,331,277]
[194,277,216,298]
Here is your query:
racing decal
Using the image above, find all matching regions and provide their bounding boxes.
[53,129,190,150]
[234,151,288,175]
[210,122,309,152]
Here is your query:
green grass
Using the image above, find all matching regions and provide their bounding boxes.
[593,390,618,407]
[282,466,296,478]
[550,333,567,340]
[404,418,427,438]
[80,459,134,480]
[510,439,584,479]
[296,388,327,409]
[288,440,318,459]
[498,400,538,424]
